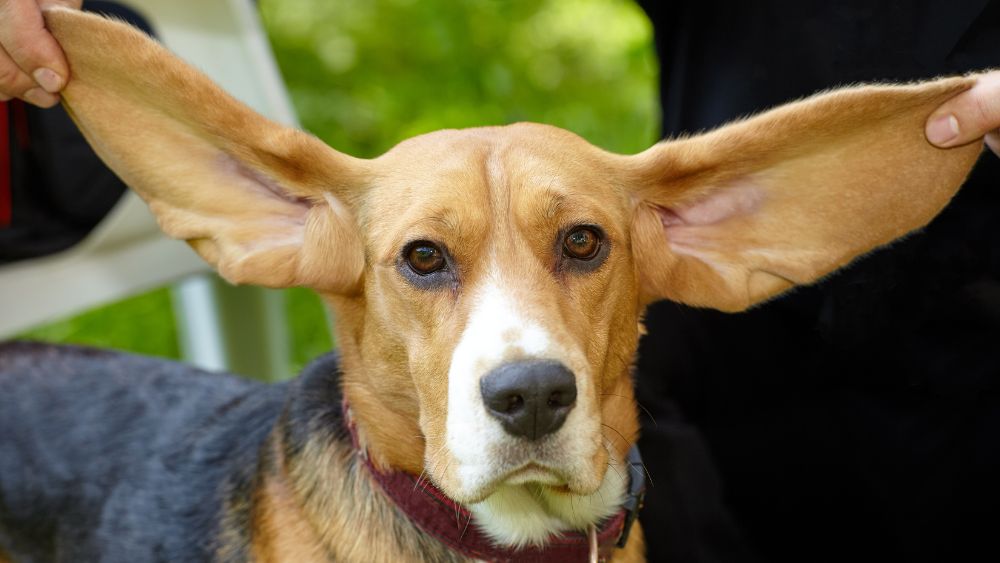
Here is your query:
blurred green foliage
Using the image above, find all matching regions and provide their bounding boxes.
[18,0,657,375]
[262,0,658,156]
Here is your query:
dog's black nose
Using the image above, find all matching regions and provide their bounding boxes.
[480,360,577,441]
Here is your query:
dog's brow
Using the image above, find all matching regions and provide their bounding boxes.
[378,211,467,263]
[411,209,464,237]
[543,191,567,220]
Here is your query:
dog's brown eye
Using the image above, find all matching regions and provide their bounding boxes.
[406,242,446,275]
[563,227,600,260]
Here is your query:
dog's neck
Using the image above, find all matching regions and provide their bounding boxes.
[243,354,468,562]
[241,353,642,562]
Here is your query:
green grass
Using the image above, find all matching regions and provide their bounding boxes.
[16,0,657,376]
[19,287,182,358]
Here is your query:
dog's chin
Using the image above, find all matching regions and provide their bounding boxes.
[465,466,627,548]
[432,463,627,548]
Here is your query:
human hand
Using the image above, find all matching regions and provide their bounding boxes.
[926,70,1000,157]
[0,0,83,107]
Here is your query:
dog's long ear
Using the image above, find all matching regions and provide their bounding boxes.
[44,8,368,293]
[628,77,983,311]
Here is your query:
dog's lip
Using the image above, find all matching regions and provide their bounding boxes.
[445,461,599,503]
[499,462,565,487]
[546,483,574,495]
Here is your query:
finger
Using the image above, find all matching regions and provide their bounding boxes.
[38,0,84,8]
[926,71,1000,147]
[38,0,84,7]
[0,43,58,107]
[986,130,1000,158]
[0,0,71,94]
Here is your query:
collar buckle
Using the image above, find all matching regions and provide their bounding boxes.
[616,444,647,549]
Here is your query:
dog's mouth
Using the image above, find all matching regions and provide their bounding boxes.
[435,412,611,504]
[495,462,591,496]
[439,454,628,547]
[443,452,606,505]
[504,465,579,497]
[502,463,563,486]
[497,463,587,492]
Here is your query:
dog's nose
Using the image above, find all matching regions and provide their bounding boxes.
[480,360,577,441]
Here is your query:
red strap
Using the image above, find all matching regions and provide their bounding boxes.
[1,100,10,227]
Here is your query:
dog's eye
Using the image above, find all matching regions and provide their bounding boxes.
[563,227,601,260]
[405,242,446,275]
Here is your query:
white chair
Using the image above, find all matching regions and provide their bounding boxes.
[0,0,309,381]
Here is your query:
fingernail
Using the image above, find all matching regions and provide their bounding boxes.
[927,114,960,145]
[23,87,58,108]
[32,67,64,93]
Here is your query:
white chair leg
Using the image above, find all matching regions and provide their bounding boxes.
[172,274,291,381]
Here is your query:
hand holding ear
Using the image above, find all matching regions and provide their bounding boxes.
[0,0,82,107]
[926,70,1000,157]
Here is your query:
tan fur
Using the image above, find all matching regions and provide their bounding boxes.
[625,81,982,310]
[613,523,645,563]
[249,431,467,562]
[251,476,330,563]
[44,8,370,294]
[43,7,986,562]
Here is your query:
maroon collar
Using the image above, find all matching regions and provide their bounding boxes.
[344,402,645,562]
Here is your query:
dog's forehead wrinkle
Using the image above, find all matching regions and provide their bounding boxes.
[485,146,508,209]
[543,190,567,220]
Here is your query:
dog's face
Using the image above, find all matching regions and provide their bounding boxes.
[48,6,984,548]
[348,125,641,515]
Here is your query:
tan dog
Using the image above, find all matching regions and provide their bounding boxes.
[3,7,982,562]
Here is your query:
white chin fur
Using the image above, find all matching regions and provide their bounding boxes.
[467,463,627,548]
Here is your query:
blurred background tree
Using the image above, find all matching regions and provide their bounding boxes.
[21,0,658,375]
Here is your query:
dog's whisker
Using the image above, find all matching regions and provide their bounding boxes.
[460,511,473,540]
[533,484,545,503]
[413,469,429,492]
[638,460,655,488]
[601,422,629,447]
[599,393,657,426]
[606,460,624,484]
[601,437,621,464]
[634,400,657,427]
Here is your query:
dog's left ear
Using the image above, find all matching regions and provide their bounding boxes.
[627,77,983,311]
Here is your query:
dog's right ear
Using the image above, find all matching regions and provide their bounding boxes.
[44,8,369,293]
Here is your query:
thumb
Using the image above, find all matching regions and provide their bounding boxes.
[0,0,80,94]
[926,71,1000,148]
[986,131,999,157]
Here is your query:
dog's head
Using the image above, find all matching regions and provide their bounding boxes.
[47,8,983,547]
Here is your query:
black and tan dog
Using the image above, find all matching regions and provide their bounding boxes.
[0,8,986,563]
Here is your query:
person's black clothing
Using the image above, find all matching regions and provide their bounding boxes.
[0,2,152,264]
[634,2,1000,562]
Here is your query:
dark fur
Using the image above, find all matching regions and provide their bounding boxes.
[0,342,343,562]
